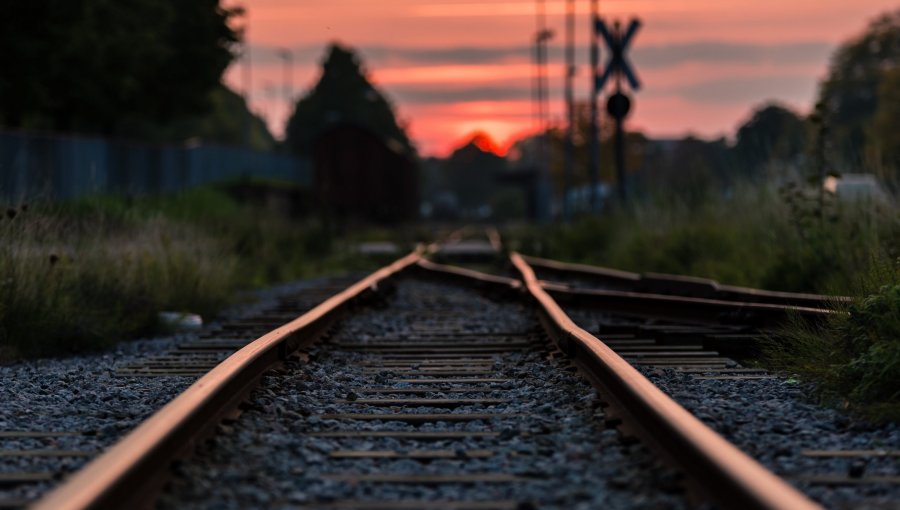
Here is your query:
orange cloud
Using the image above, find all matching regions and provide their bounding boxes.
[372,64,534,85]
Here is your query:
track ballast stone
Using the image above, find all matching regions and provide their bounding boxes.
[0,275,350,506]
[567,306,900,510]
[158,278,692,509]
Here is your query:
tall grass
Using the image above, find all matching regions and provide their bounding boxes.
[506,184,900,295]
[764,262,900,422]
[505,185,900,420]
[0,206,236,359]
[0,184,379,361]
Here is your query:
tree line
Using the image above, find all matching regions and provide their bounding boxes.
[280,9,900,217]
[0,1,273,150]
[1,2,896,203]
[540,9,900,207]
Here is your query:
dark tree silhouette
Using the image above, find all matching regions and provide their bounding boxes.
[870,67,900,176]
[284,44,413,156]
[638,136,731,207]
[123,85,275,150]
[733,103,806,179]
[0,0,242,134]
[817,9,900,170]
[440,133,506,210]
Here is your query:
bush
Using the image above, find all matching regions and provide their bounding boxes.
[838,284,900,403]
[765,267,900,422]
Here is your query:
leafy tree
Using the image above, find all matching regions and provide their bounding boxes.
[869,67,900,180]
[638,136,732,207]
[507,102,645,208]
[817,9,900,170]
[440,133,506,210]
[0,0,242,134]
[733,103,806,179]
[284,44,413,156]
[119,85,275,150]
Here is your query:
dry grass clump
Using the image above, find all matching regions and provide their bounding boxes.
[0,183,382,362]
[0,205,235,359]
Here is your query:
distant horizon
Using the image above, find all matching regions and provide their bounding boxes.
[223,0,898,157]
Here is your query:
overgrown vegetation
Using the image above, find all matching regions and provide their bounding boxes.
[0,184,399,361]
[505,186,900,421]
[764,265,900,423]
[507,185,900,295]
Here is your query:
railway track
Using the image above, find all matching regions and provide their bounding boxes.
[156,276,688,509]
[8,232,896,509]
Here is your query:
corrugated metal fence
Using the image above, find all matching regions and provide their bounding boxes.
[0,130,310,203]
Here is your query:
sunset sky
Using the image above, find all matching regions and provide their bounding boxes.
[223,0,897,156]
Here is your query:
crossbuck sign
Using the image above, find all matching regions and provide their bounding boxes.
[595,18,641,92]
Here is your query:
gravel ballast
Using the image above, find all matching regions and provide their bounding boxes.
[0,275,354,506]
[568,307,900,510]
[158,278,692,509]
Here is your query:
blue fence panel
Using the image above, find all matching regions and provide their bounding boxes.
[0,130,310,204]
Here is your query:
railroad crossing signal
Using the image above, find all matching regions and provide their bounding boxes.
[606,92,631,119]
[595,18,641,92]
[593,17,642,204]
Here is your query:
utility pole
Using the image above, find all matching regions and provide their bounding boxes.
[613,51,626,203]
[596,17,641,205]
[242,41,253,148]
[277,48,294,109]
[562,0,575,221]
[589,0,600,214]
[533,0,553,223]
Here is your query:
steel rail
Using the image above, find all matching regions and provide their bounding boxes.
[485,227,503,252]
[521,253,641,284]
[541,280,832,328]
[521,253,848,308]
[34,251,423,510]
[424,226,470,255]
[510,252,821,510]
[414,258,521,292]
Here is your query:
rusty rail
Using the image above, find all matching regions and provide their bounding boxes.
[522,253,848,308]
[34,252,423,510]
[414,258,521,292]
[542,281,832,328]
[510,252,821,510]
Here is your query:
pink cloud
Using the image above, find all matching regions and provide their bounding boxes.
[230,0,898,155]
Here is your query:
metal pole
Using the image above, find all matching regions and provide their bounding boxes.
[589,0,599,214]
[536,0,552,223]
[537,0,547,169]
[615,63,626,204]
[243,42,252,148]
[533,5,542,174]
[563,0,575,221]
[533,10,542,222]
[539,4,549,185]
[287,51,293,104]
[279,48,294,107]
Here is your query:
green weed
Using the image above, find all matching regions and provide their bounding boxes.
[0,184,386,362]
[507,184,899,295]
[505,184,900,420]
[764,261,900,422]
